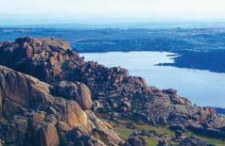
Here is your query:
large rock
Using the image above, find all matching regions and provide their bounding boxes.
[52,81,92,110]
[35,123,59,146]
[53,97,88,127]
[0,66,123,146]
[0,37,84,82]
[125,136,147,146]
[86,111,122,145]
[0,66,51,114]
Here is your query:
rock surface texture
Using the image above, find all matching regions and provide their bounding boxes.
[0,66,122,146]
[0,37,225,146]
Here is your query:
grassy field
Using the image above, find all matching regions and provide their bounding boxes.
[113,125,159,146]
[106,119,225,146]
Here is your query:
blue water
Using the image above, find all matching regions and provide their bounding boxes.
[81,51,225,108]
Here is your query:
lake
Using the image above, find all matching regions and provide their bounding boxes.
[81,51,225,107]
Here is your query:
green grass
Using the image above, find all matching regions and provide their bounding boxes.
[135,124,175,137]
[111,120,225,146]
[111,120,172,146]
[113,126,159,146]
[144,137,159,146]
[114,126,133,140]
[98,115,225,146]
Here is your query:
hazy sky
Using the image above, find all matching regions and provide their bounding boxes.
[0,0,225,23]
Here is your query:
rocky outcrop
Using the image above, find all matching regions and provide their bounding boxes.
[0,37,218,126]
[79,62,149,100]
[0,37,148,100]
[36,123,60,146]
[0,66,123,146]
[125,136,147,146]
[157,136,212,146]
[0,66,50,117]
[0,37,225,145]
[0,37,84,82]
[52,81,92,110]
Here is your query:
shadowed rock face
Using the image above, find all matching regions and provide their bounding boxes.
[0,66,51,116]
[0,37,225,145]
[0,66,123,146]
[52,81,92,110]
[0,37,84,82]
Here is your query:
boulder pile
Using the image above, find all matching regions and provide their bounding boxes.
[0,66,123,146]
[0,37,225,145]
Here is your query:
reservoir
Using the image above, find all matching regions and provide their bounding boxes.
[81,51,225,107]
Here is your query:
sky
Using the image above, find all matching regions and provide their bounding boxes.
[0,0,225,25]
